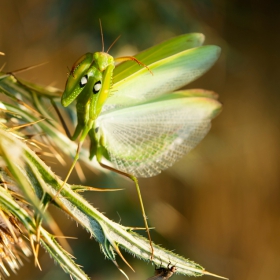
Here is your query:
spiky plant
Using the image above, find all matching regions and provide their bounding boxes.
[0,54,225,279]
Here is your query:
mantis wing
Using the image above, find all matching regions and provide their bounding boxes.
[103,34,220,112]
[113,33,205,82]
[96,91,221,178]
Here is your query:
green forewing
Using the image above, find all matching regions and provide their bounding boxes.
[96,91,222,178]
[102,45,221,112]
[174,89,219,99]
[113,33,205,82]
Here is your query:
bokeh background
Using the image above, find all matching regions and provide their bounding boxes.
[1,0,279,279]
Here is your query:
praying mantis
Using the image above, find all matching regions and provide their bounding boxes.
[60,28,222,259]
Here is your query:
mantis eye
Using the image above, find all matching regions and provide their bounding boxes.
[93,81,101,94]
[80,75,88,87]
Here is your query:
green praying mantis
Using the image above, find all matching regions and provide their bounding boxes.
[60,29,222,259]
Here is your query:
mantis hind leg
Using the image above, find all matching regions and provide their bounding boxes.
[98,161,154,259]
[55,141,81,197]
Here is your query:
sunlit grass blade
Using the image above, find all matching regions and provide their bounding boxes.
[23,126,226,278]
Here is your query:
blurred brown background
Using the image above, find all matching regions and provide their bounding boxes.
[1,0,279,279]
